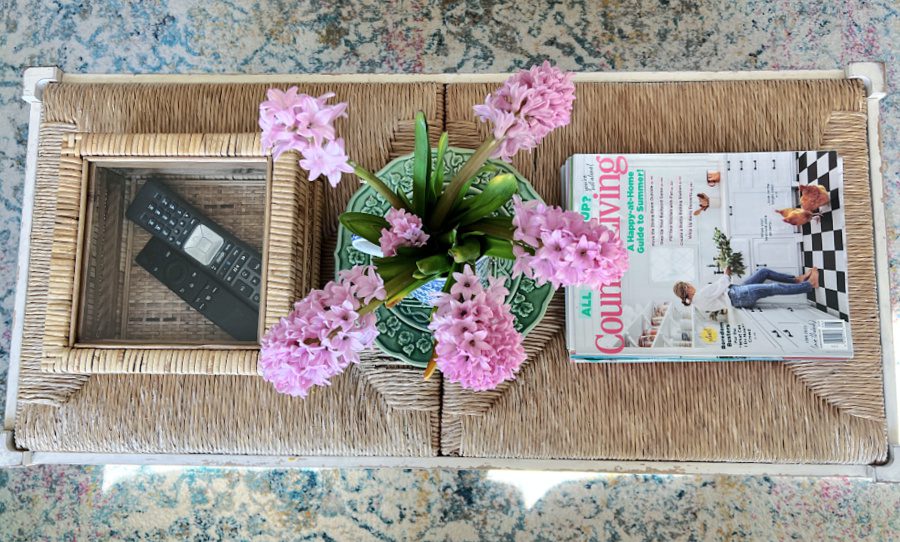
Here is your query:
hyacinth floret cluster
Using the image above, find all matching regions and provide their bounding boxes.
[473,61,576,161]
[259,87,354,187]
[379,208,430,257]
[259,265,386,397]
[429,266,526,391]
[511,196,629,290]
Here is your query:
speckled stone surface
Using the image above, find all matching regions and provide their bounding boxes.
[1,1,899,538]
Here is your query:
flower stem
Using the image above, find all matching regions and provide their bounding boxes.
[358,299,383,317]
[351,161,407,210]
[459,217,515,240]
[380,265,432,308]
[429,138,500,230]
[422,262,460,381]
[385,277,431,308]
[423,353,438,381]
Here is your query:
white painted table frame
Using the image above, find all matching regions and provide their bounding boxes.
[3,64,897,482]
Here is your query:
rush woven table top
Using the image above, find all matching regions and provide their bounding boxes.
[7,78,887,464]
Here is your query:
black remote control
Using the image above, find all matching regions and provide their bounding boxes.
[136,237,258,342]
[125,180,263,309]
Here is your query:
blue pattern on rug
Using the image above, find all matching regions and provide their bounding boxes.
[1,1,899,538]
[1,466,900,540]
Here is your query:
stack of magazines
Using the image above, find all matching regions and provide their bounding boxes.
[562,151,852,362]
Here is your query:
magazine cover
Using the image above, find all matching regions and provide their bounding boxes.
[563,152,852,361]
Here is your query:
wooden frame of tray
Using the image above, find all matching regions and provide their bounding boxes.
[40,132,321,375]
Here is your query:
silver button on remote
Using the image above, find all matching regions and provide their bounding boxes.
[183,225,224,266]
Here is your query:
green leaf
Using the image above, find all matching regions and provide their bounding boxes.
[339,212,389,245]
[476,164,500,177]
[412,111,430,216]
[352,162,408,211]
[449,237,482,263]
[396,246,430,258]
[451,176,477,211]
[373,255,418,284]
[449,165,499,216]
[437,229,457,246]
[429,138,500,230]
[454,174,518,226]
[460,216,515,240]
[386,277,431,307]
[441,262,463,292]
[341,212,389,229]
[430,132,449,205]
[377,247,436,282]
[415,254,453,276]
[481,235,515,260]
[381,265,422,307]
[398,191,413,210]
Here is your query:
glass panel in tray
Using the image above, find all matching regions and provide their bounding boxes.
[77,161,266,345]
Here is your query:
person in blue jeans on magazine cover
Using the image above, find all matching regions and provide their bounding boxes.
[673,266,819,314]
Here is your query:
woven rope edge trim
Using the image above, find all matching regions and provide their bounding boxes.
[41,132,285,375]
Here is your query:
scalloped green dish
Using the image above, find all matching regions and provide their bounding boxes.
[335,148,555,367]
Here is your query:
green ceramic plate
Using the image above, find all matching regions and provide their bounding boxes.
[335,147,555,367]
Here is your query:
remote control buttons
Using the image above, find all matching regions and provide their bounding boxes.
[235,280,254,298]
[183,224,224,265]
[165,261,187,283]
[129,182,263,330]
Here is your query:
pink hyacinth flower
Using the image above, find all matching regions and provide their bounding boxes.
[379,208,430,257]
[295,92,348,144]
[299,138,355,187]
[511,196,628,290]
[429,266,526,391]
[259,87,352,186]
[259,87,309,159]
[473,61,576,161]
[259,265,385,398]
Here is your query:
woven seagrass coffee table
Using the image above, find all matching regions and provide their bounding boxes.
[5,66,897,476]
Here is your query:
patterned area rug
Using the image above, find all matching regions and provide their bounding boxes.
[1,0,899,538]
[1,466,900,540]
